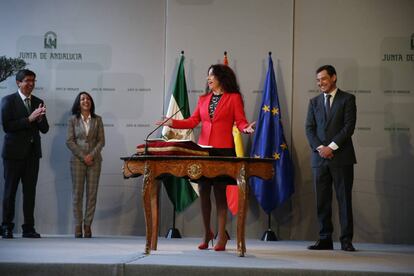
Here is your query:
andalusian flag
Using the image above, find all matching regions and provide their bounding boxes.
[162,53,198,212]
[223,51,244,216]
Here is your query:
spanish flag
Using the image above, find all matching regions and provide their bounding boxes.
[223,51,244,216]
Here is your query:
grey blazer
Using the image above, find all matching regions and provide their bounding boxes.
[66,115,105,163]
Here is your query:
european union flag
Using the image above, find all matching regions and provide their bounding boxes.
[250,54,294,214]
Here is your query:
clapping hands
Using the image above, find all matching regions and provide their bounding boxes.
[28,103,46,123]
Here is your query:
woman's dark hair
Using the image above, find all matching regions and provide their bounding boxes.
[71,91,96,118]
[205,64,240,94]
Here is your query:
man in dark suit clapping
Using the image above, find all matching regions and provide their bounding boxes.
[1,69,49,239]
[305,65,357,251]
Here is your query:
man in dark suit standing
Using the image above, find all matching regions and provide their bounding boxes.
[305,65,357,251]
[1,69,49,239]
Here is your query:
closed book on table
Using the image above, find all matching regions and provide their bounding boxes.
[136,139,210,156]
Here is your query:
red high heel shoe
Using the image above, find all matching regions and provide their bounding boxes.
[198,231,214,250]
[214,238,228,251]
[213,244,226,251]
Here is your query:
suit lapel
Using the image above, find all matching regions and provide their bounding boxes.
[202,93,214,122]
[14,92,31,116]
[76,116,86,138]
[317,94,327,125]
[326,90,342,125]
[211,93,228,122]
[87,117,96,139]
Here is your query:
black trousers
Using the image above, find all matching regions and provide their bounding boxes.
[313,162,354,242]
[2,147,39,230]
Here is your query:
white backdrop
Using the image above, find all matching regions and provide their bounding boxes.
[163,0,293,238]
[0,0,413,244]
[0,0,166,236]
[292,0,414,243]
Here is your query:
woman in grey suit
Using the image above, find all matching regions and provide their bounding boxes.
[66,92,105,238]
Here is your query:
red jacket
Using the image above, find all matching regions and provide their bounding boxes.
[171,92,249,148]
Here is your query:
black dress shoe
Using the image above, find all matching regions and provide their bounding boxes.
[22,230,41,238]
[341,241,356,251]
[2,228,13,239]
[307,239,333,250]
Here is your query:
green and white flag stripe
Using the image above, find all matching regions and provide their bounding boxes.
[162,55,194,141]
[162,54,198,213]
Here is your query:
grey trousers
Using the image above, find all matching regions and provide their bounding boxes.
[71,160,101,226]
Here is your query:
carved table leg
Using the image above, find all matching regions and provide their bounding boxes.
[151,180,160,250]
[236,164,248,257]
[142,162,153,254]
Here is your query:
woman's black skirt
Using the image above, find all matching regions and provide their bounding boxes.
[197,148,236,185]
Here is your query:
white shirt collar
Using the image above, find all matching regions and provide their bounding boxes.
[81,113,91,122]
[325,88,338,98]
[18,89,31,101]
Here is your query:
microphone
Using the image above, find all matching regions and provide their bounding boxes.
[144,106,184,155]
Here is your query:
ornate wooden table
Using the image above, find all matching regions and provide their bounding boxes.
[121,155,274,257]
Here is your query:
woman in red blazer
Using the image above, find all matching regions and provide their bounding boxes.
[161,64,255,251]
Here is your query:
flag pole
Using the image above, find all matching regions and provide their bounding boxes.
[164,50,197,238]
[165,50,184,239]
[261,52,278,242]
[165,206,182,239]
[261,213,278,241]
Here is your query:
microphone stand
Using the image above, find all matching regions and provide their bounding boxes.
[144,106,183,155]
[145,105,184,238]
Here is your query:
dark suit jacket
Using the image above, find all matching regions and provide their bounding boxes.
[305,89,357,167]
[171,92,249,148]
[1,92,49,159]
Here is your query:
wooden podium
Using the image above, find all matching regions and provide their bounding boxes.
[121,155,274,257]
